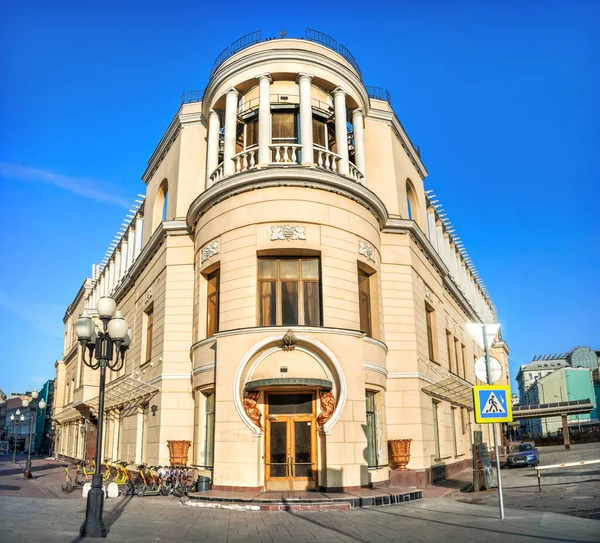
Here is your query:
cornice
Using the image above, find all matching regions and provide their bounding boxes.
[142,111,206,184]
[111,220,189,304]
[203,46,370,118]
[186,167,388,231]
[63,278,94,323]
[367,109,427,180]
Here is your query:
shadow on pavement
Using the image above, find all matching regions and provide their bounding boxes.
[0,463,61,477]
[367,506,594,543]
[287,510,368,543]
[104,495,134,529]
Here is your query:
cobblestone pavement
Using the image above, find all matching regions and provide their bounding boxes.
[454,442,600,520]
[0,453,81,500]
[1,493,599,543]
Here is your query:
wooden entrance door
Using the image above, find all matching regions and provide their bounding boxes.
[265,393,317,490]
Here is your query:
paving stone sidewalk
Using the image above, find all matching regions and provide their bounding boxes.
[0,453,80,499]
[1,493,598,543]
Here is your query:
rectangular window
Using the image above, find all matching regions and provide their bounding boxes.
[365,391,378,468]
[358,268,372,336]
[272,112,298,143]
[446,331,454,372]
[312,117,326,148]
[258,257,321,326]
[461,407,467,435]
[461,344,467,380]
[145,306,154,364]
[246,118,258,148]
[205,393,215,468]
[451,407,458,456]
[454,338,461,377]
[432,401,441,461]
[425,303,436,362]
[206,269,220,337]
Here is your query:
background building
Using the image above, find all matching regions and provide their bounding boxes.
[518,346,599,436]
[52,29,508,491]
[33,380,54,456]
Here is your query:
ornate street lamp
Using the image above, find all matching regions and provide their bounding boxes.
[75,296,130,538]
[23,389,46,479]
[10,410,25,464]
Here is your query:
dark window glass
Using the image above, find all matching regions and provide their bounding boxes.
[272,112,297,142]
[269,422,287,478]
[205,393,215,468]
[246,119,258,148]
[281,282,299,325]
[312,117,326,147]
[358,268,372,336]
[269,394,313,415]
[257,258,321,326]
[294,421,313,477]
[259,281,277,326]
[426,304,436,361]
[206,269,220,337]
[145,306,153,363]
[365,392,377,467]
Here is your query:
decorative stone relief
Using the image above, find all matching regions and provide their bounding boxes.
[270,225,306,242]
[145,288,153,302]
[282,329,298,352]
[201,240,219,264]
[242,391,263,430]
[425,287,433,302]
[358,240,376,263]
[317,391,336,427]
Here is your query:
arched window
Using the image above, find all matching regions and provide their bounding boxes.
[153,180,168,228]
[406,179,419,222]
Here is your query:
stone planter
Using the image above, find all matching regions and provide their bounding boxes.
[388,439,412,469]
[167,440,191,466]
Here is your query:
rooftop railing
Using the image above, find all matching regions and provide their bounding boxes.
[208,29,363,81]
[181,89,205,104]
[366,86,392,104]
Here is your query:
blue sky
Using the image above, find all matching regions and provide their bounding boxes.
[1,0,598,395]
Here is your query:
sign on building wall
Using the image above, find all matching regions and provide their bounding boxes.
[473,385,513,423]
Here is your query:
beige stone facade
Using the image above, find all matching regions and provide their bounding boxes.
[52,33,509,491]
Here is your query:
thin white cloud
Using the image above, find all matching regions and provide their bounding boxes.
[0,289,64,339]
[0,162,130,208]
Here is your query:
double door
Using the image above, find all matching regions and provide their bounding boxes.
[265,393,317,490]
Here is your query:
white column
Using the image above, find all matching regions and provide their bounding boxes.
[351,108,366,182]
[297,73,314,165]
[128,228,136,265]
[134,215,144,258]
[120,237,129,276]
[114,250,122,285]
[333,88,349,175]
[206,110,220,187]
[223,88,239,176]
[107,259,115,293]
[256,74,272,166]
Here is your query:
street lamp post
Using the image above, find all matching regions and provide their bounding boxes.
[75,296,130,539]
[10,410,25,464]
[23,390,46,479]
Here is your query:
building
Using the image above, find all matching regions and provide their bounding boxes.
[52,29,508,491]
[522,367,596,436]
[516,357,568,403]
[34,380,54,456]
[4,394,34,452]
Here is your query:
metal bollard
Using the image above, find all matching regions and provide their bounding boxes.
[537,468,542,492]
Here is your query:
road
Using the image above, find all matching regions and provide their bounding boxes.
[454,442,600,520]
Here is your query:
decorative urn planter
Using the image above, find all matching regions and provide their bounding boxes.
[388,439,412,469]
[167,440,191,466]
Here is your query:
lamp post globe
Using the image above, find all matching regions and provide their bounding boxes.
[77,296,130,538]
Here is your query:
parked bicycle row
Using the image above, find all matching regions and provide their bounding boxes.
[61,458,199,497]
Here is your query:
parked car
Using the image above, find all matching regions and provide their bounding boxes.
[506,442,540,468]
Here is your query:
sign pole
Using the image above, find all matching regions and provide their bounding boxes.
[482,324,505,519]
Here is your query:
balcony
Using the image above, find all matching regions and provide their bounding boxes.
[209,144,362,185]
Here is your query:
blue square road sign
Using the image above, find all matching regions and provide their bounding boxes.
[473,385,513,424]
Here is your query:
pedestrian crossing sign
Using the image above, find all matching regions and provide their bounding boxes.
[473,385,513,423]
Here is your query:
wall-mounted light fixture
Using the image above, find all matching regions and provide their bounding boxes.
[151,405,158,417]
